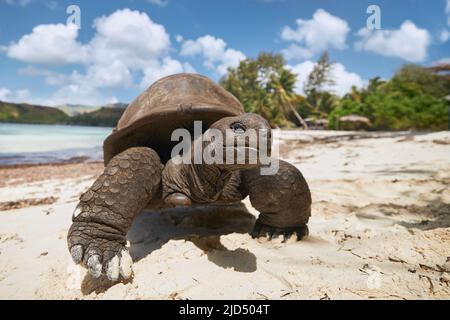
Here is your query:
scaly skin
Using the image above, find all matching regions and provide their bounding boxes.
[67,147,162,281]
[240,160,312,241]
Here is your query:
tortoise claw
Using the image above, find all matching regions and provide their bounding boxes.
[87,254,102,278]
[70,244,83,264]
[251,220,309,242]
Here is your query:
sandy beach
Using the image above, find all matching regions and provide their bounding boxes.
[0,130,449,299]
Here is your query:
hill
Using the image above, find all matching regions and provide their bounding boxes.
[0,101,127,127]
[55,104,101,116]
[68,106,126,127]
[0,101,70,124]
[56,102,127,116]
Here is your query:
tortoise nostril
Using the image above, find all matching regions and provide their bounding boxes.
[230,122,246,134]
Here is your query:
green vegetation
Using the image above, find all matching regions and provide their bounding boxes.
[0,101,126,127]
[68,107,125,127]
[222,52,449,130]
[220,53,307,128]
[1,54,448,131]
[0,101,70,124]
[329,66,449,130]
[298,52,340,120]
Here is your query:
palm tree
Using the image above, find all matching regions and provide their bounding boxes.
[245,88,288,128]
[301,89,338,119]
[268,69,308,129]
[347,86,362,103]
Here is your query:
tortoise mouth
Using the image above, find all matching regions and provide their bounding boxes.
[220,132,272,162]
[222,145,261,164]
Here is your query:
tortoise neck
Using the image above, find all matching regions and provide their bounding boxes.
[188,163,232,202]
[162,157,233,204]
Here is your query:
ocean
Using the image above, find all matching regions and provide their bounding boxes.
[0,123,113,165]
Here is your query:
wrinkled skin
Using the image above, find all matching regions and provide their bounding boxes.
[67,113,311,280]
[67,148,162,280]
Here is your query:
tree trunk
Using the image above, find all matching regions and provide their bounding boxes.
[288,103,308,129]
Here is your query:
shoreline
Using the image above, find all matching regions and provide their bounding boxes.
[0,158,103,170]
[0,121,115,129]
[0,161,103,188]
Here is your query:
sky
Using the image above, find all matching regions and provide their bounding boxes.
[0,0,449,106]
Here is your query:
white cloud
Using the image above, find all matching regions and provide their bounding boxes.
[433,57,450,65]
[7,9,175,72]
[175,34,184,43]
[0,87,12,100]
[282,44,314,61]
[1,0,31,7]
[1,76,119,106]
[7,24,88,65]
[287,61,315,93]
[355,20,430,62]
[281,9,350,60]
[2,0,58,9]
[42,84,119,106]
[329,63,366,96]
[146,0,168,7]
[43,0,57,10]
[440,29,450,42]
[15,89,30,100]
[288,61,365,97]
[6,9,195,105]
[75,61,133,89]
[180,35,245,75]
[87,9,171,68]
[140,57,195,89]
[0,87,30,102]
[18,66,68,85]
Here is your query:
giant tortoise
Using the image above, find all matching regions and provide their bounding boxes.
[67,73,312,281]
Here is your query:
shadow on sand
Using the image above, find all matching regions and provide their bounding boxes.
[81,203,257,295]
[128,203,257,270]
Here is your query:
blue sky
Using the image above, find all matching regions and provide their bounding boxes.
[0,0,449,106]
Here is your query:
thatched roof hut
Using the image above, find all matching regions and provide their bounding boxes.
[338,115,372,131]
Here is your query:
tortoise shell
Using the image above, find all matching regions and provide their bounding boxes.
[103,73,244,164]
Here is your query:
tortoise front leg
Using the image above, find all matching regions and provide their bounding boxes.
[67,147,162,281]
[240,160,312,241]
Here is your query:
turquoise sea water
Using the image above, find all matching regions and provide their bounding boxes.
[0,123,113,165]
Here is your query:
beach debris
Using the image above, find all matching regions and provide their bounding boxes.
[320,292,331,300]
[0,197,57,211]
[442,257,450,272]
[0,233,24,243]
[440,273,450,284]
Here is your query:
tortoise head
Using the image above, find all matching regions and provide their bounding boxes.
[194,112,272,170]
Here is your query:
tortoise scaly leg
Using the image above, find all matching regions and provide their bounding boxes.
[67,147,162,280]
[240,160,312,241]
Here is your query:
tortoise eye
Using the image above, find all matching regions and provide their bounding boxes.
[230,122,246,134]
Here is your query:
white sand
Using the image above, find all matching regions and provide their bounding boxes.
[0,130,449,299]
